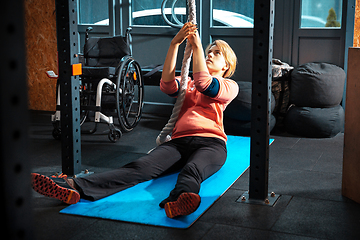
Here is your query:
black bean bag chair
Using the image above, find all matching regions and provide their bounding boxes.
[224,114,276,136]
[290,62,345,108]
[285,105,344,138]
[224,81,275,121]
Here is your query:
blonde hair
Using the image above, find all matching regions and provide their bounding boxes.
[205,40,237,78]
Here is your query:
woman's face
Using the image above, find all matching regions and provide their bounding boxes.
[205,45,228,76]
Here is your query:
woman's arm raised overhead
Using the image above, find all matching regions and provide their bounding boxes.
[161,23,197,83]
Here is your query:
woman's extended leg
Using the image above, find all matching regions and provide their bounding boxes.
[73,143,185,200]
[31,142,183,203]
[161,137,227,218]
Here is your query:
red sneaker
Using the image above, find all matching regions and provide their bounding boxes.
[31,173,80,204]
[164,192,201,218]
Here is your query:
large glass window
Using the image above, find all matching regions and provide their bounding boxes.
[212,0,254,28]
[131,0,254,28]
[79,0,109,25]
[300,0,342,28]
[131,0,186,26]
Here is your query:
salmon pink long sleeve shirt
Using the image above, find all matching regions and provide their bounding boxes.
[160,71,239,143]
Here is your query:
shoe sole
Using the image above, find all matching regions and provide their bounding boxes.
[164,192,201,218]
[31,173,80,204]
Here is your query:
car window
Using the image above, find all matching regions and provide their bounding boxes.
[300,0,342,28]
[79,0,109,25]
[132,0,186,26]
[212,0,254,28]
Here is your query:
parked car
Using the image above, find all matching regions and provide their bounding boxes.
[300,15,327,28]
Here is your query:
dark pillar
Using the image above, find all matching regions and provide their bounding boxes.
[249,0,275,200]
[0,0,34,238]
[55,0,82,175]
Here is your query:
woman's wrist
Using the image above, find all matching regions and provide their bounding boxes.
[170,38,181,47]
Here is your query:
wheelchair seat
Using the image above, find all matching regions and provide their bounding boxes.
[82,66,116,78]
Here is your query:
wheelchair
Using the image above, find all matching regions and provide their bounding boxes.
[51,27,144,142]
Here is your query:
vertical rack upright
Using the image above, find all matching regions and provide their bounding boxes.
[249,0,275,201]
[55,0,82,176]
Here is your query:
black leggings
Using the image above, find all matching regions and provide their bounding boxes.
[74,136,227,202]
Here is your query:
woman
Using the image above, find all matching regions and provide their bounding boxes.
[31,22,238,218]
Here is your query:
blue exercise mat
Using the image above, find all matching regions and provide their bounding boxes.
[60,136,274,228]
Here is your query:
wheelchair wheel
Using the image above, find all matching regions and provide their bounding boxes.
[116,56,144,132]
[52,121,61,140]
[79,90,91,126]
[51,82,90,140]
[108,128,122,143]
[79,86,98,134]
